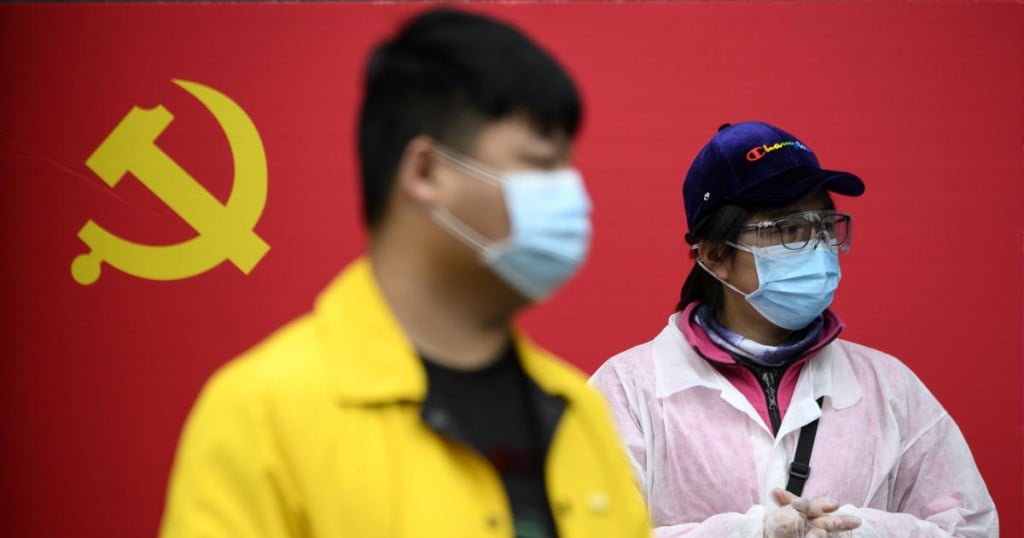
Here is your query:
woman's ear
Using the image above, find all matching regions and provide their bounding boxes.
[697,241,731,280]
[395,135,440,205]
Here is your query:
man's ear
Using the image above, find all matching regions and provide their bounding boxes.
[394,135,440,205]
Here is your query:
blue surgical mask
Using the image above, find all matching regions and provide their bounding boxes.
[431,149,592,302]
[696,242,840,330]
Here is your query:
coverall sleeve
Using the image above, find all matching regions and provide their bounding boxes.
[650,509,768,537]
[159,363,306,538]
[839,411,998,537]
[591,361,772,537]
[589,361,649,492]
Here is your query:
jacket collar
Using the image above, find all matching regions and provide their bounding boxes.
[653,308,862,411]
[314,257,425,405]
[314,257,584,405]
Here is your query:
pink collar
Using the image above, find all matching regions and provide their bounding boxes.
[677,302,844,366]
[675,302,845,433]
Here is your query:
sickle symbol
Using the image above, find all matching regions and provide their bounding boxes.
[71,79,269,285]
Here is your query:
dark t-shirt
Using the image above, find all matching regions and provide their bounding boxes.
[421,345,558,538]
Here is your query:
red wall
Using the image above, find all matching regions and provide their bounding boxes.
[1,3,1020,536]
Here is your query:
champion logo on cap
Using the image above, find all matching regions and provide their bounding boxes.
[746,140,811,162]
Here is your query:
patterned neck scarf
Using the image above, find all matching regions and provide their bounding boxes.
[694,303,824,367]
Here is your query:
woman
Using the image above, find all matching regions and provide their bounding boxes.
[591,121,997,537]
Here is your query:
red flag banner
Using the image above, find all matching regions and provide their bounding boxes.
[1,3,1020,536]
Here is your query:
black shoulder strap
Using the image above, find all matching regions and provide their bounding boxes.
[786,397,825,497]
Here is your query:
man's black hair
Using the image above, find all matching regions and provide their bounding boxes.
[357,8,582,228]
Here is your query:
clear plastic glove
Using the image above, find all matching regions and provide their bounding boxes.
[764,488,861,537]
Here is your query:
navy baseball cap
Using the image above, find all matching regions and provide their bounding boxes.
[682,121,865,237]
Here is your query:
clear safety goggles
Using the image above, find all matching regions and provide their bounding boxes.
[733,210,853,254]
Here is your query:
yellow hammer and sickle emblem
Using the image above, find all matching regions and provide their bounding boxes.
[71,79,269,285]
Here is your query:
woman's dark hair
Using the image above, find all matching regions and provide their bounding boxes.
[676,204,750,313]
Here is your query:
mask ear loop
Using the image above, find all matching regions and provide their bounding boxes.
[429,145,507,257]
[430,205,497,257]
[434,145,504,186]
[692,243,750,298]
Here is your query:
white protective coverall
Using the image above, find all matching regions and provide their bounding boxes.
[590,311,998,537]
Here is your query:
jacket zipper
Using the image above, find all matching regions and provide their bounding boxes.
[759,369,781,435]
[690,346,788,436]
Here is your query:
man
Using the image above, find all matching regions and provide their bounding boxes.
[590,121,997,536]
[160,8,649,538]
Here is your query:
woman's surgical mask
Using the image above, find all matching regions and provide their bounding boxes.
[430,145,592,302]
[724,243,840,330]
[694,211,851,330]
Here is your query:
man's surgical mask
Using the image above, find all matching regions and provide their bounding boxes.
[696,242,841,331]
[431,146,592,302]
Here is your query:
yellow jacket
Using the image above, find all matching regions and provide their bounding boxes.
[160,258,650,537]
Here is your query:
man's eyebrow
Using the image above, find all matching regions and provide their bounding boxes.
[517,155,558,169]
[518,145,570,168]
